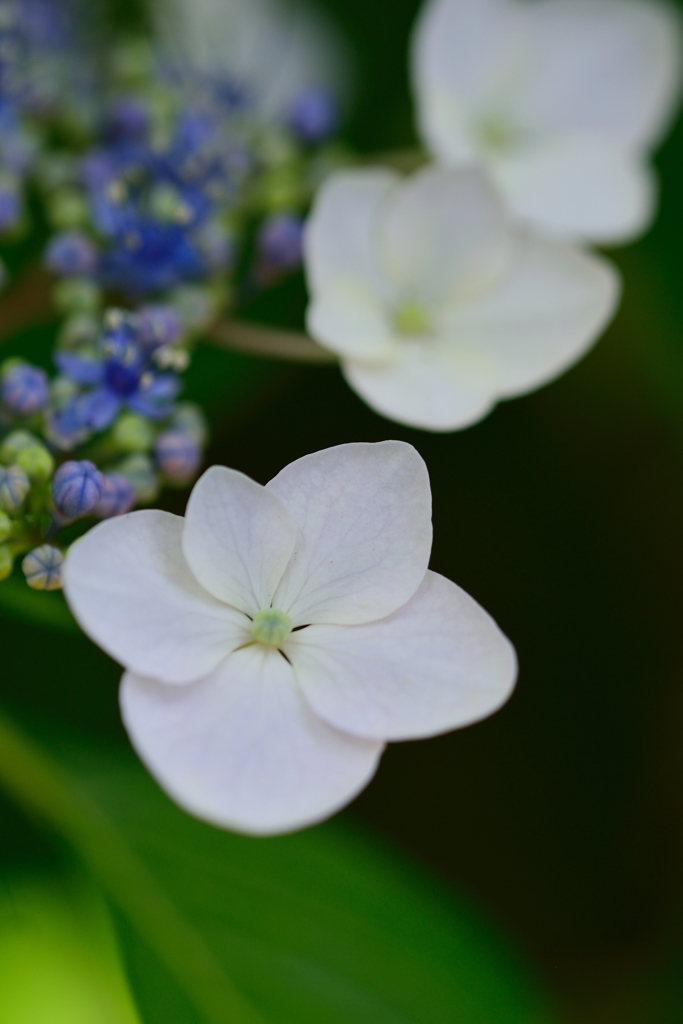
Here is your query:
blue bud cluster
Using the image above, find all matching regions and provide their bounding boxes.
[0,1,346,591]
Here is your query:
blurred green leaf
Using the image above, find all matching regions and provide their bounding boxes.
[0,872,142,1024]
[65,744,556,1024]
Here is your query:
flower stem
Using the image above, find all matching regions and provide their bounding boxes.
[205,318,337,364]
[0,707,268,1024]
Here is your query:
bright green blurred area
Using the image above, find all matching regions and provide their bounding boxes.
[0,876,141,1024]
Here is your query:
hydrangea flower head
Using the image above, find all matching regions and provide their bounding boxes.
[63,441,516,835]
[411,0,683,243]
[304,165,619,430]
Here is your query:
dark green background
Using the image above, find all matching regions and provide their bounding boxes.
[4,1,683,1020]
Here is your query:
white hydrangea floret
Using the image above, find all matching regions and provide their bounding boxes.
[304,165,619,431]
[411,0,683,243]
[62,441,517,836]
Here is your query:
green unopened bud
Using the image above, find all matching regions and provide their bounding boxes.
[116,454,159,504]
[15,444,55,483]
[0,430,36,464]
[112,412,155,453]
[57,311,100,349]
[0,545,12,581]
[47,187,89,229]
[0,511,11,544]
[251,608,292,648]
[53,277,102,314]
[171,402,208,446]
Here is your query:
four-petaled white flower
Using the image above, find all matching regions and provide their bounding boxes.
[63,442,516,835]
[304,165,619,431]
[411,0,682,243]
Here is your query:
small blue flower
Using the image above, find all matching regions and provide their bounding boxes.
[45,230,98,276]
[52,459,103,518]
[1,362,49,415]
[93,472,136,519]
[98,221,206,297]
[22,545,64,591]
[54,316,181,434]
[287,88,337,143]
[154,429,202,484]
[257,212,304,270]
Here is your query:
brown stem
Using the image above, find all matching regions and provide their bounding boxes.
[205,319,337,364]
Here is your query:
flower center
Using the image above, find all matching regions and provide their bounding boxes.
[251,608,292,648]
[392,300,432,337]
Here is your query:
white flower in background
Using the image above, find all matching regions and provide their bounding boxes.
[304,165,619,431]
[153,0,351,120]
[411,0,683,243]
[63,442,516,836]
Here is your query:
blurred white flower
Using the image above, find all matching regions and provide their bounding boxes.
[153,0,351,120]
[304,165,619,431]
[411,0,683,243]
[63,442,516,836]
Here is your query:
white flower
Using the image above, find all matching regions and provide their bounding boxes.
[411,0,682,243]
[62,442,516,836]
[304,165,619,431]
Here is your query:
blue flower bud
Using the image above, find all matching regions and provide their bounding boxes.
[45,231,98,276]
[93,472,136,519]
[52,460,103,518]
[154,430,201,484]
[22,545,64,591]
[257,213,303,269]
[137,305,183,349]
[0,185,20,230]
[0,465,30,512]
[287,88,338,143]
[1,362,49,415]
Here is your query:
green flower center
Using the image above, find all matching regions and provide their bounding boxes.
[251,608,292,648]
[392,300,433,337]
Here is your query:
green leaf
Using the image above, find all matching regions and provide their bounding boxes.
[0,872,142,1024]
[0,577,78,633]
[68,745,556,1024]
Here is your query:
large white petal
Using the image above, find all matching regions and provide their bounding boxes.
[517,0,683,150]
[411,0,524,111]
[442,234,620,396]
[492,135,655,243]
[120,646,383,836]
[287,570,517,741]
[267,441,432,625]
[306,277,397,362]
[380,166,512,304]
[304,168,398,299]
[183,466,295,616]
[343,343,497,432]
[63,511,250,684]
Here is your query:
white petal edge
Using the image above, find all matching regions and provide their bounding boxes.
[442,233,620,398]
[287,570,517,741]
[120,646,384,836]
[342,343,498,432]
[491,135,656,243]
[304,167,399,300]
[267,441,433,625]
[183,465,296,616]
[63,511,250,684]
[516,0,683,150]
